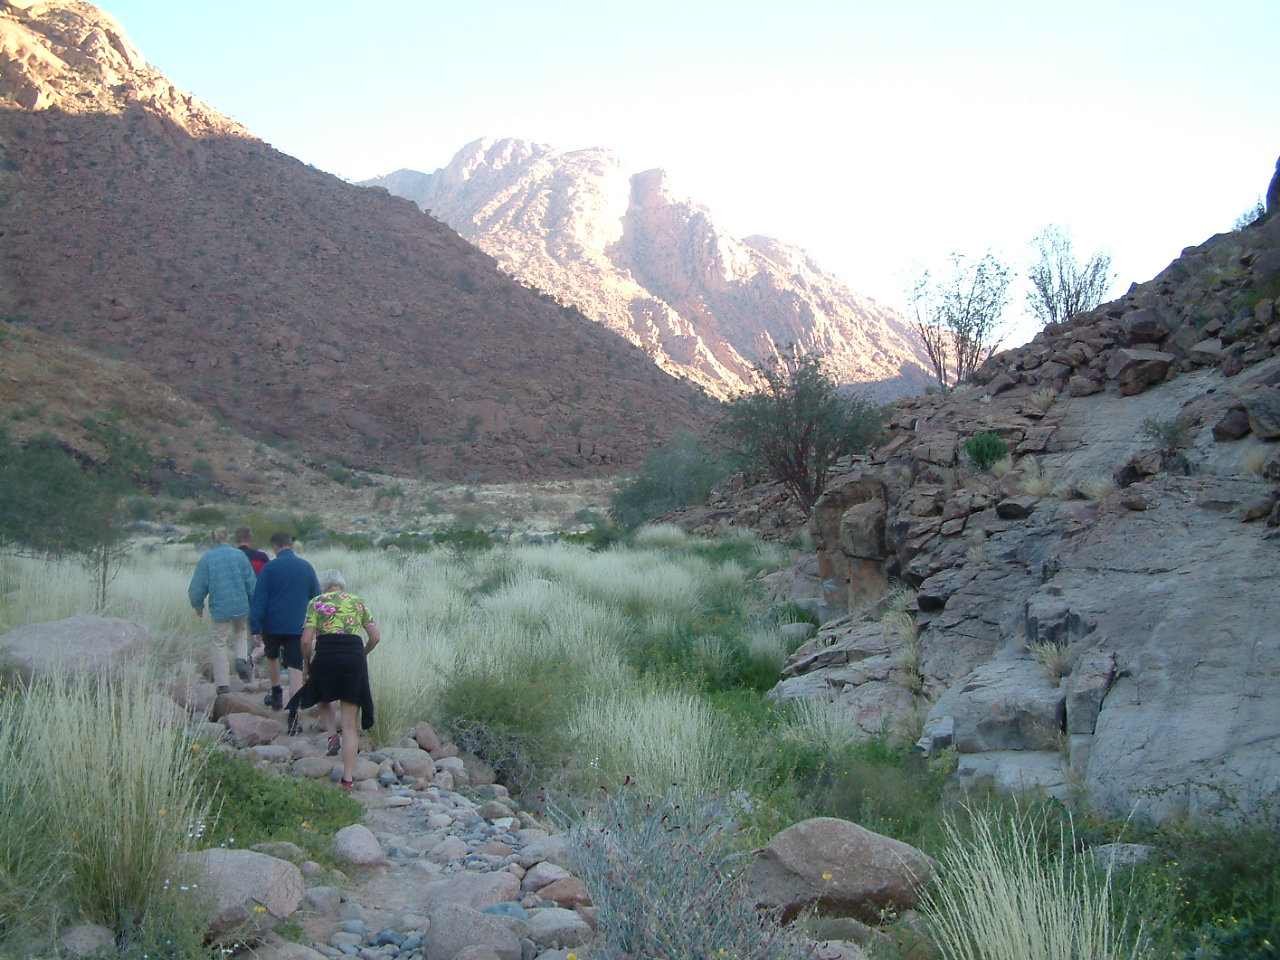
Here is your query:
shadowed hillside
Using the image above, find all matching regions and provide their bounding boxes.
[0,1,709,482]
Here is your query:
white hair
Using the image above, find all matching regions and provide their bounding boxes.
[319,568,347,591]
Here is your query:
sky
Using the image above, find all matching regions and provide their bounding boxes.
[101,0,1280,347]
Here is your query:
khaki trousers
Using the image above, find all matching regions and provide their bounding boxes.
[209,616,249,689]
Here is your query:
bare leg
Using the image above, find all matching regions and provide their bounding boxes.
[340,701,360,783]
[266,656,282,689]
[286,666,304,700]
[317,700,336,736]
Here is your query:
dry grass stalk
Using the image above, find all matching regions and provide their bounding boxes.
[1031,387,1058,412]
[1076,473,1119,501]
[1019,458,1056,497]
[1028,639,1070,679]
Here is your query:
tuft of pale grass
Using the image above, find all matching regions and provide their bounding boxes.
[1031,388,1058,413]
[632,523,689,549]
[567,685,738,796]
[1019,459,1056,497]
[1075,474,1119,501]
[775,698,864,755]
[888,696,934,748]
[990,455,1016,478]
[922,806,1147,960]
[880,584,919,620]
[1241,446,1268,478]
[7,669,211,933]
[1028,640,1071,680]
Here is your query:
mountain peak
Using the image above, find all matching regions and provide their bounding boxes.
[367,140,931,399]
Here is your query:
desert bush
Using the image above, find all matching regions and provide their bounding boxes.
[609,431,733,530]
[1144,799,1280,958]
[562,788,810,960]
[714,350,884,511]
[964,431,1008,471]
[1140,414,1196,456]
[922,805,1147,960]
[761,728,950,849]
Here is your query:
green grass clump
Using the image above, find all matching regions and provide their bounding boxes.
[193,750,361,862]
[1139,801,1280,957]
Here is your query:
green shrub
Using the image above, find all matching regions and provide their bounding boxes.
[609,430,733,530]
[964,431,1007,471]
[432,524,494,553]
[1140,415,1196,456]
[435,658,570,791]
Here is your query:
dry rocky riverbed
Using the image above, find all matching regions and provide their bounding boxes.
[192,687,595,960]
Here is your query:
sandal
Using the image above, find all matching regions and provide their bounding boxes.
[326,734,341,756]
[340,777,355,791]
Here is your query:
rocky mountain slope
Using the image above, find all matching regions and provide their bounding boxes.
[0,1,709,483]
[365,139,931,400]
[767,193,1280,823]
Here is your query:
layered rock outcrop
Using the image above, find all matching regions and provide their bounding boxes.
[776,204,1280,823]
[365,139,932,400]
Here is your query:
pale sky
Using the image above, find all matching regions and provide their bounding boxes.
[102,0,1279,347]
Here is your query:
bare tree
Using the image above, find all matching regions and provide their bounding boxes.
[908,251,1012,393]
[1026,225,1114,327]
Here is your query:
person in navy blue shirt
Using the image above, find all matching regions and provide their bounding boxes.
[250,531,321,722]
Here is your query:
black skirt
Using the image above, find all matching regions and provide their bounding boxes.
[286,633,375,730]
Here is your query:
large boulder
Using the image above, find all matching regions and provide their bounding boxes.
[0,615,151,681]
[743,818,933,922]
[178,848,303,937]
[423,903,522,960]
[420,871,520,910]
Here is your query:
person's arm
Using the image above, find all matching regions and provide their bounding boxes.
[249,566,268,636]
[300,625,317,664]
[363,622,381,656]
[188,562,207,616]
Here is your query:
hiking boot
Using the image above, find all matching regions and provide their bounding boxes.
[287,711,302,736]
[234,658,252,682]
[263,687,283,710]
[326,734,342,756]
[216,684,231,696]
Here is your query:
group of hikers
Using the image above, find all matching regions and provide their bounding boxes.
[186,526,381,790]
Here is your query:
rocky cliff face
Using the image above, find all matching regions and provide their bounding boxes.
[0,2,708,482]
[365,139,931,400]
[774,204,1280,823]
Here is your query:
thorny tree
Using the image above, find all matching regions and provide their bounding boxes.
[1026,224,1114,327]
[908,251,1012,393]
[713,349,883,513]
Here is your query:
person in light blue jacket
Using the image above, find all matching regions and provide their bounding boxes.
[188,526,256,694]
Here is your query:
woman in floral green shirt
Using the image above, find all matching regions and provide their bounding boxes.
[288,568,382,790]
